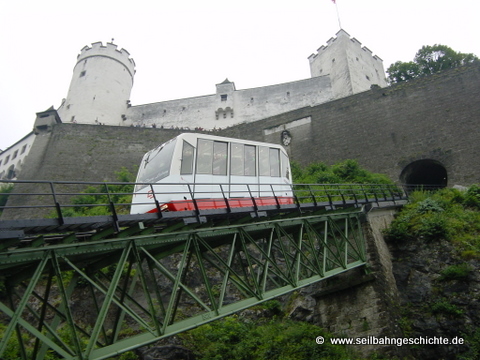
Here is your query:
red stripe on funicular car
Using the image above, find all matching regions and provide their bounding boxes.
[146,196,294,213]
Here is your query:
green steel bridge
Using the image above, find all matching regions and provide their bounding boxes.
[0,180,406,359]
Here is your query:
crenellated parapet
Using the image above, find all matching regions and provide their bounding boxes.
[308,29,383,63]
[77,41,136,77]
[58,41,136,126]
[308,29,387,96]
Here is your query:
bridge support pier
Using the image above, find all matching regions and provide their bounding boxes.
[292,208,411,359]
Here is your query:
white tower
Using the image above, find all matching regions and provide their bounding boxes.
[58,41,135,126]
[308,29,387,99]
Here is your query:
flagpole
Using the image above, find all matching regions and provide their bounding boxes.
[332,0,342,29]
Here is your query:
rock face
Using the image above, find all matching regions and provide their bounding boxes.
[294,209,412,359]
[140,345,195,360]
[387,237,480,359]
[282,208,479,360]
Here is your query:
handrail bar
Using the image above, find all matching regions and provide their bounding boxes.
[0,179,407,224]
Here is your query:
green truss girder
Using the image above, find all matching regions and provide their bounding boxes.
[0,211,366,360]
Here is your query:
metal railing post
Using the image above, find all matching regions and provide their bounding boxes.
[324,184,333,208]
[219,184,231,213]
[49,182,64,225]
[187,184,202,222]
[291,184,302,213]
[104,183,120,233]
[149,184,163,218]
[246,184,259,216]
[308,185,317,207]
[270,184,281,209]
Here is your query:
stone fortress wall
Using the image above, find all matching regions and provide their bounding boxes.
[14,62,480,190]
[0,29,386,181]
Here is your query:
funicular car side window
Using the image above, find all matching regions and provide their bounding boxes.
[180,140,194,175]
[213,141,228,175]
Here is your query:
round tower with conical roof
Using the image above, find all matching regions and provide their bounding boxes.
[58,41,135,126]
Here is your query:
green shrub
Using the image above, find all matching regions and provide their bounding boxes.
[459,326,480,360]
[439,264,471,281]
[383,219,412,242]
[384,186,480,258]
[464,184,480,209]
[180,316,354,360]
[431,298,464,316]
[416,198,444,214]
[292,160,393,185]
[416,213,448,241]
[0,183,13,215]
[54,167,136,218]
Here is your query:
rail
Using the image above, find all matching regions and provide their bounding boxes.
[0,179,407,242]
[0,179,405,215]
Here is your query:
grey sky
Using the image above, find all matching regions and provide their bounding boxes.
[1,0,479,150]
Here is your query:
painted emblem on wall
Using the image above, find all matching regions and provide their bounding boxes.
[281,130,292,146]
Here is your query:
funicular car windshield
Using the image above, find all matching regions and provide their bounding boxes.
[135,138,177,191]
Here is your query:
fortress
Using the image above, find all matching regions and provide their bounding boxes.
[0,29,387,180]
[1,29,479,190]
[57,29,386,130]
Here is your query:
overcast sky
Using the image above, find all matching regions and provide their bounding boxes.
[1,0,479,150]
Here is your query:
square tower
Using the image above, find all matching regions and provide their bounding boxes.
[308,30,387,99]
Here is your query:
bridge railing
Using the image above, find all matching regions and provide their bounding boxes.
[0,179,406,223]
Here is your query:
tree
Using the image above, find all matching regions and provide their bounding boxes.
[387,44,478,84]
[386,60,420,84]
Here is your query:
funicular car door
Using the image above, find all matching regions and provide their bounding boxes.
[193,138,229,209]
[258,146,293,205]
[258,146,286,207]
[229,142,258,207]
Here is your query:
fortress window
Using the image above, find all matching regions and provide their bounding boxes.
[12,150,18,160]
[221,94,227,101]
[366,75,370,81]
[7,165,15,180]
[80,71,86,77]
[21,145,27,154]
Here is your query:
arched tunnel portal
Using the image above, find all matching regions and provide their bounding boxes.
[400,159,448,191]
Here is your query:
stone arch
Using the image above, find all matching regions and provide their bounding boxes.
[400,159,447,191]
